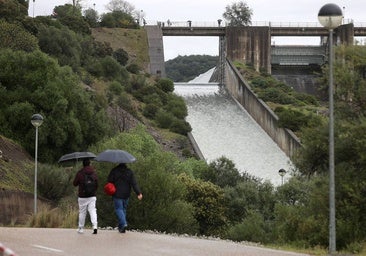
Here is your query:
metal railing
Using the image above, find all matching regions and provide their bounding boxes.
[146,19,366,28]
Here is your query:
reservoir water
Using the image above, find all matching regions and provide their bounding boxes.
[174,69,292,186]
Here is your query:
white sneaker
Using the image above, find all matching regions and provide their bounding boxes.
[77,228,84,234]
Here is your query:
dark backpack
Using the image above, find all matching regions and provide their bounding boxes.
[83,172,96,197]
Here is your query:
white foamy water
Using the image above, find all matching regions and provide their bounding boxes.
[174,74,292,186]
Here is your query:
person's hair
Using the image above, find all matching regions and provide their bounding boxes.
[83,158,90,166]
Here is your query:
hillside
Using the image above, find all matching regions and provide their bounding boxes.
[0,136,33,191]
[0,22,195,226]
[165,55,219,82]
[90,27,195,159]
[0,136,40,224]
[91,27,150,72]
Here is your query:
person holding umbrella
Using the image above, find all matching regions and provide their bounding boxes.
[107,162,142,233]
[73,158,98,235]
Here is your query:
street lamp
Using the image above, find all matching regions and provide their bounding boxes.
[278,168,286,185]
[31,114,44,215]
[318,3,343,255]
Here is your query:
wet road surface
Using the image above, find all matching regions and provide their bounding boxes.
[0,227,310,256]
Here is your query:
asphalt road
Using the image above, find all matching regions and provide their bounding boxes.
[0,227,310,256]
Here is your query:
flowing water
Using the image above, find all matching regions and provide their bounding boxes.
[174,69,292,186]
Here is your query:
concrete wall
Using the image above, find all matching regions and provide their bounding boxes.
[226,27,271,74]
[225,59,301,158]
[145,26,166,77]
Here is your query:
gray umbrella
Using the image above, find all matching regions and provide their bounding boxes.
[58,151,96,164]
[94,149,136,163]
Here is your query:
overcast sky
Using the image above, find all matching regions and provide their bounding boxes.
[29,0,366,60]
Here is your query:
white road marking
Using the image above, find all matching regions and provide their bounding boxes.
[32,244,63,253]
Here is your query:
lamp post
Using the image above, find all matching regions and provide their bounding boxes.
[278,169,286,185]
[318,4,343,255]
[31,114,44,215]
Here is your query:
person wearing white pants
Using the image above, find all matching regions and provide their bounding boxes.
[77,196,98,233]
[73,159,98,234]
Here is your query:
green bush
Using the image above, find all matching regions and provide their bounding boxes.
[133,84,162,102]
[0,0,28,22]
[100,56,126,79]
[108,81,124,95]
[142,93,163,106]
[258,88,295,105]
[179,173,227,235]
[116,92,135,114]
[143,103,159,119]
[226,210,270,243]
[155,110,174,129]
[250,77,269,89]
[93,41,113,58]
[128,74,147,92]
[100,11,138,28]
[275,107,308,132]
[113,48,129,66]
[294,93,319,106]
[37,25,82,70]
[0,20,39,52]
[85,57,103,77]
[169,119,192,135]
[126,63,140,74]
[37,164,74,202]
[157,78,174,93]
[165,94,188,119]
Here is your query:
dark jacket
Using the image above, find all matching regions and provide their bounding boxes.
[73,166,98,198]
[107,164,141,199]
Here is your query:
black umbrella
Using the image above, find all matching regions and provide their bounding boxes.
[58,151,96,164]
[94,149,136,164]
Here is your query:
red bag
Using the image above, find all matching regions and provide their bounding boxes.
[104,182,116,196]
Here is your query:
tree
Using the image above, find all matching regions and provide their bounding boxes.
[105,0,135,14]
[37,25,82,70]
[0,0,28,22]
[53,4,90,34]
[223,1,253,26]
[179,173,227,235]
[0,20,39,52]
[100,10,138,28]
[0,49,113,162]
[83,8,99,28]
[201,157,243,188]
[288,44,366,248]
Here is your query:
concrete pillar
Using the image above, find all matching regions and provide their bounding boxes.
[218,36,226,85]
[226,27,271,74]
[337,23,354,45]
[145,26,166,78]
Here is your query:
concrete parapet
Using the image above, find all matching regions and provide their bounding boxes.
[187,132,205,160]
[225,59,301,158]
